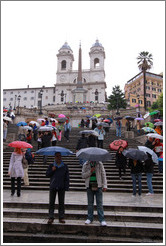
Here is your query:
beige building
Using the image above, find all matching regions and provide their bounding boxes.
[124,71,163,108]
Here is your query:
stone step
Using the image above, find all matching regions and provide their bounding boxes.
[3,217,163,243]
[3,207,163,223]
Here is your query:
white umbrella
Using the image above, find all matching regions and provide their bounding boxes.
[29,121,40,127]
[138,146,159,164]
[143,112,150,119]
[22,126,33,130]
[146,133,163,140]
[38,126,53,132]
[37,118,46,122]
[79,130,99,137]
[3,116,12,122]
[154,122,163,126]
[49,118,58,123]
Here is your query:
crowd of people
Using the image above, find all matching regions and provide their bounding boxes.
[4,112,163,227]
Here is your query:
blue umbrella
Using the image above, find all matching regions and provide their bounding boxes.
[36,146,74,156]
[123,148,148,161]
[17,121,28,126]
[107,117,113,123]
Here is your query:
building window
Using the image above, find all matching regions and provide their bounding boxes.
[24,91,27,94]
[10,98,13,101]
[146,94,150,97]
[147,101,151,107]
[3,98,6,101]
[46,90,48,93]
[94,58,99,68]
[10,91,13,94]
[53,96,55,102]
[158,89,162,92]
[30,97,34,100]
[95,89,99,101]
[53,87,56,93]
[152,94,156,98]
[46,96,48,99]
[23,97,27,100]
[31,90,34,93]
[138,100,142,104]
[61,60,66,70]
[152,87,156,91]
[4,92,6,94]
[146,86,150,90]
[132,99,136,103]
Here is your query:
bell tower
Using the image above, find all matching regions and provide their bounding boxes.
[89,39,105,71]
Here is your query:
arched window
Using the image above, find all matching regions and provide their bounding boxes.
[94,58,100,68]
[95,89,99,101]
[61,90,64,102]
[61,60,66,70]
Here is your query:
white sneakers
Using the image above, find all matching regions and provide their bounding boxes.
[146,193,154,196]
[100,221,107,226]
[85,219,107,226]
[85,219,92,224]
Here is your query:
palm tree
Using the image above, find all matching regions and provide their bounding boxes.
[137,51,153,111]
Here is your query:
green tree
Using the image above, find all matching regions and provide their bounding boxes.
[150,92,163,115]
[137,51,153,111]
[107,85,127,113]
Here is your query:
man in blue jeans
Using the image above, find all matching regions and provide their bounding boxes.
[82,160,107,226]
[128,158,144,197]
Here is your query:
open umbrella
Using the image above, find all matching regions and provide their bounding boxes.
[143,112,150,119]
[107,118,113,123]
[36,146,74,156]
[3,116,12,122]
[103,119,110,123]
[37,118,46,122]
[29,121,40,127]
[135,118,144,121]
[8,141,33,149]
[96,122,110,128]
[149,111,159,116]
[154,121,163,126]
[146,133,163,140]
[154,119,162,122]
[114,116,123,120]
[79,130,99,137]
[38,126,53,132]
[22,126,33,131]
[138,146,158,164]
[124,116,135,121]
[56,117,67,123]
[76,147,112,162]
[122,148,148,161]
[109,139,128,151]
[3,109,8,112]
[141,127,155,133]
[158,153,163,162]
[145,122,154,128]
[58,114,66,118]
[16,121,28,126]
[93,114,101,118]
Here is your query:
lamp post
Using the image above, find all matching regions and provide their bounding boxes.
[14,95,17,110]
[17,95,21,115]
[39,89,43,114]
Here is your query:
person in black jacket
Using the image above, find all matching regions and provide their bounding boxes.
[46,152,69,224]
[145,137,156,150]
[76,133,88,165]
[88,134,96,147]
[41,131,52,164]
[144,153,154,195]
[115,146,127,180]
[128,158,144,197]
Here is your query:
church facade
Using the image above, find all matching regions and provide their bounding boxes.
[55,39,107,104]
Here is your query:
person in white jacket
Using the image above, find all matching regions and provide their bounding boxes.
[8,147,24,197]
[82,160,107,226]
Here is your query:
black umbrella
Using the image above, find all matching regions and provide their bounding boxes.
[122,148,148,161]
[114,116,123,120]
[124,116,135,121]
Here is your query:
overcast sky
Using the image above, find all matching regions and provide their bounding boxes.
[1,1,165,96]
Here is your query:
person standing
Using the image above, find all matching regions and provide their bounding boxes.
[145,137,156,150]
[3,120,8,142]
[128,158,144,197]
[8,147,24,197]
[88,133,96,147]
[94,125,105,148]
[115,146,127,180]
[46,152,69,224]
[22,149,30,186]
[26,130,32,144]
[41,131,52,164]
[18,124,26,141]
[144,153,154,195]
[116,119,122,137]
[76,133,88,165]
[82,160,107,226]
[64,120,71,143]
[136,120,141,134]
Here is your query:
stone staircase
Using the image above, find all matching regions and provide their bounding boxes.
[3,124,163,243]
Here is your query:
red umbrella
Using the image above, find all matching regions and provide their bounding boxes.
[8,141,33,149]
[103,119,110,123]
[109,139,128,151]
[154,119,162,122]
[3,109,8,112]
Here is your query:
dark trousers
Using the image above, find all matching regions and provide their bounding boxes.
[64,129,70,141]
[11,177,21,195]
[97,140,103,148]
[52,141,57,146]
[119,167,126,177]
[49,189,65,219]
